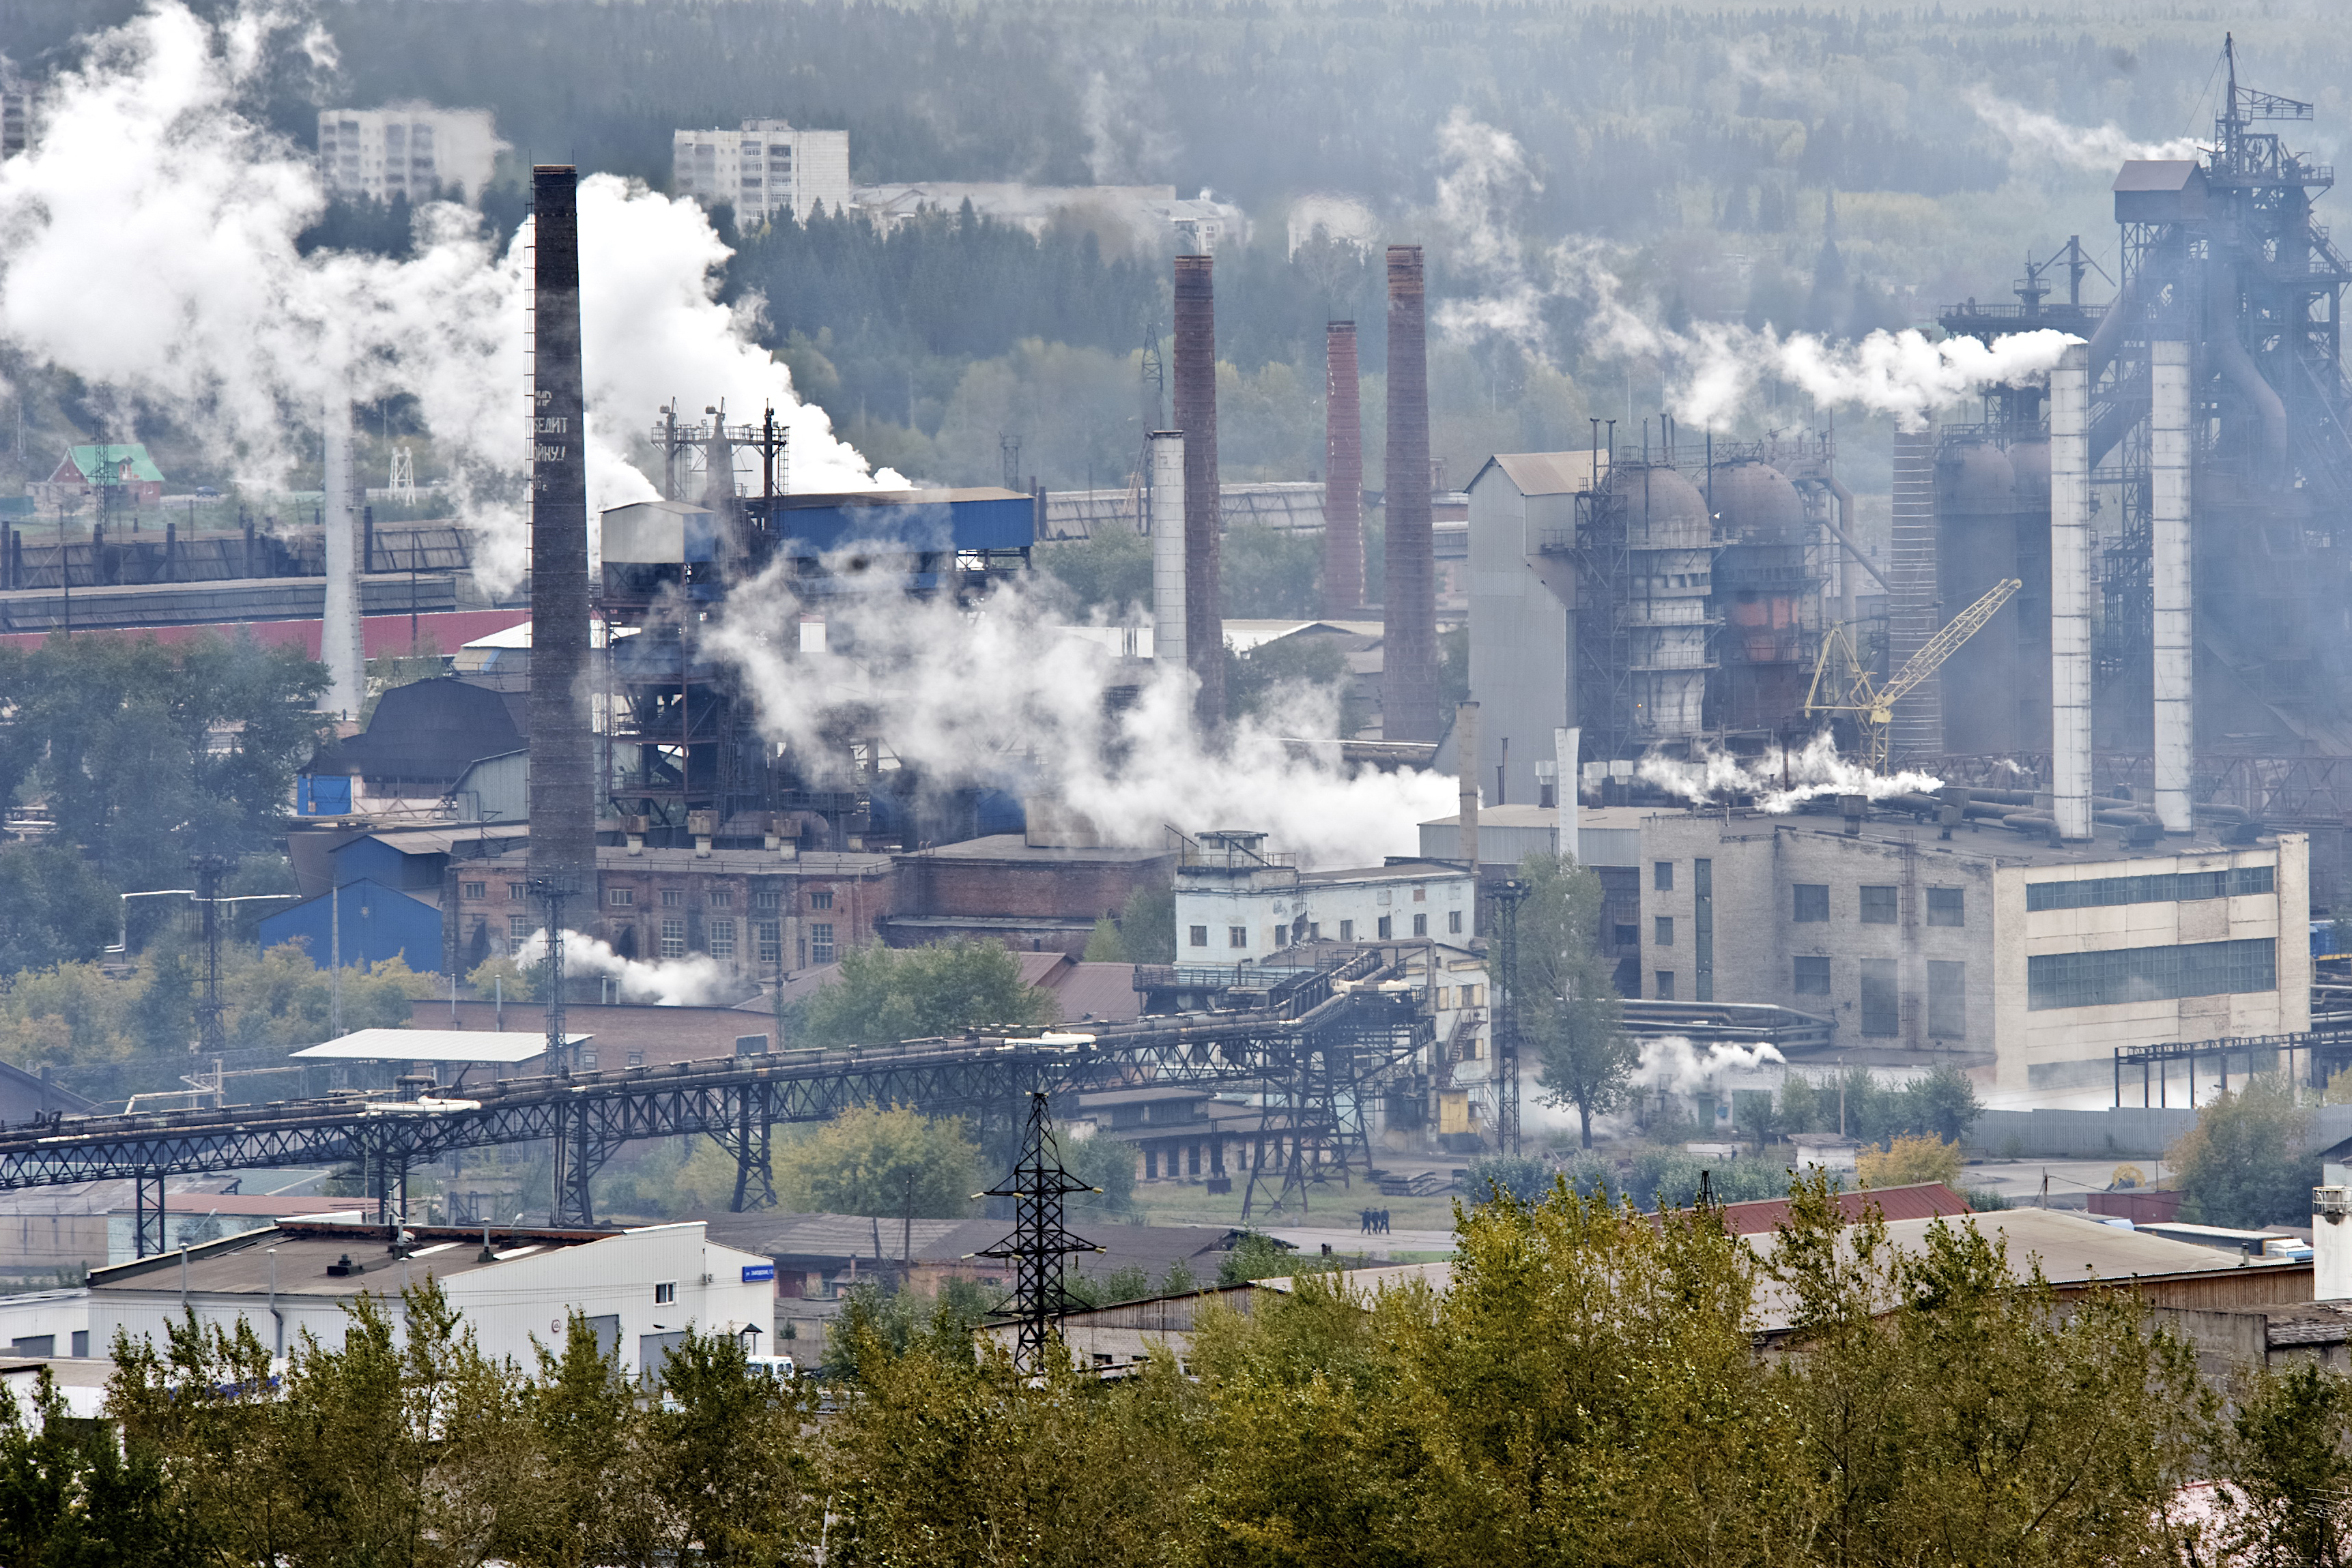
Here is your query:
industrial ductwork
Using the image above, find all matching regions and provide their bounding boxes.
[527,165,596,901]
[2051,343,2092,841]
[1174,255,1223,729]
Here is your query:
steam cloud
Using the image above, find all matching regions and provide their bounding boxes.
[1430,111,2078,431]
[704,559,1454,865]
[1966,88,2205,173]
[1637,1036,1786,1097]
[516,928,733,1008]
[1637,732,1943,813]
[0,0,901,589]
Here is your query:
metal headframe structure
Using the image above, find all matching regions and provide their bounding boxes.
[1486,877,1529,1156]
[975,1091,1102,1373]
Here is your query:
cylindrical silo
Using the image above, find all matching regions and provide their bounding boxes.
[1611,463,1714,741]
[1934,436,2019,757]
[1709,459,1810,731]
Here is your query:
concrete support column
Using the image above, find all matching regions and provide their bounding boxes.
[1149,431,1187,678]
[2051,343,2093,841]
[2151,338,2194,834]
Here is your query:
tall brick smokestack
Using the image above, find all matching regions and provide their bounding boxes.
[1383,245,1437,743]
[528,166,594,905]
[1174,254,1223,728]
[1323,321,1364,615]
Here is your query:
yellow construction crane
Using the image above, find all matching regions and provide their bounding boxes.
[1806,577,2022,772]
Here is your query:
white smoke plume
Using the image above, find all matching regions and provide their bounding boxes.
[1637,1036,1786,1096]
[1429,111,2079,431]
[703,558,1453,865]
[1966,87,2204,173]
[516,928,733,1008]
[1637,732,1942,813]
[0,0,900,590]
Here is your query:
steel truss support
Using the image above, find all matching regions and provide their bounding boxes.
[976,1092,1100,1374]
[133,1171,164,1259]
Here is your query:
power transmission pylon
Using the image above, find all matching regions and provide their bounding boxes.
[975,1092,1102,1374]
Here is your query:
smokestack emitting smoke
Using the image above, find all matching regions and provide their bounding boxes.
[2153,338,2193,834]
[1384,245,1437,744]
[1323,321,1364,615]
[2051,343,2092,841]
[1174,255,1223,729]
[319,384,362,717]
[1150,431,1187,673]
[528,166,596,905]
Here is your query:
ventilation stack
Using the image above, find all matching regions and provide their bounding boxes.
[1384,244,1437,744]
[527,165,597,902]
[2050,343,2092,841]
[1173,255,1224,729]
[1886,424,1942,762]
[319,383,364,718]
[1149,431,1186,677]
[1323,321,1364,615]
[2151,338,2193,834]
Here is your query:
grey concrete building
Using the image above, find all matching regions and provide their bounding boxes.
[1465,453,1590,807]
[1639,809,2310,1094]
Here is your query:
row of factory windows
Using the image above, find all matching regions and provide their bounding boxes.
[1186,910,1464,948]
[502,915,837,965]
[2024,938,2276,1012]
[1656,862,1968,929]
[465,880,833,912]
[2024,866,2274,912]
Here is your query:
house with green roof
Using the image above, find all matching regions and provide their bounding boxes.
[37,444,166,509]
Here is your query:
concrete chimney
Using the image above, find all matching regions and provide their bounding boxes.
[1149,431,1186,676]
[1456,701,1480,870]
[1384,246,1437,743]
[320,385,364,718]
[2050,343,2092,841]
[2152,338,2193,834]
[1173,255,1224,729]
[2317,1187,2352,1300]
[526,166,597,904]
[1323,321,1364,615]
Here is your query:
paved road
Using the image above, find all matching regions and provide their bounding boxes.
[1263,1223,1458,1260]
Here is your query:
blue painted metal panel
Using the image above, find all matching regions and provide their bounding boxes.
[257,878,443,973]
[757,494,1033,555]
[297,774,352,815]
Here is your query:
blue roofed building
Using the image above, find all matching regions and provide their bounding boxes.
[257,877,444,973]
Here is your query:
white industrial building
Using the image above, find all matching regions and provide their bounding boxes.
[89,1218,775,1378]
[1173,831,1476,968]
[317,107,502,204]
[673,120,852,226]
[1639,807,2310,1095]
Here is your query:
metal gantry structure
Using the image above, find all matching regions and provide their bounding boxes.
[4,959,1431,1247]
[976,1092,1101,1374]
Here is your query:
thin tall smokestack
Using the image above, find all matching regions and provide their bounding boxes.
[1384,246,1437,744]
[1149,431,1186,675]
[1323,321,1364,615]
[1173,255,1223,728]
[2152,338,2192,834]
[1456,701,1480,869]
[1887,423,1940,762]
[320,384,363,717]
[528,166,595,901]
[2051,343,2092,841]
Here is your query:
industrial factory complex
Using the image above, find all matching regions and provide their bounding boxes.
[6,48,2352,1236]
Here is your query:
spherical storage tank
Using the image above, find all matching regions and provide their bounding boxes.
[1710,459,1805,545]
